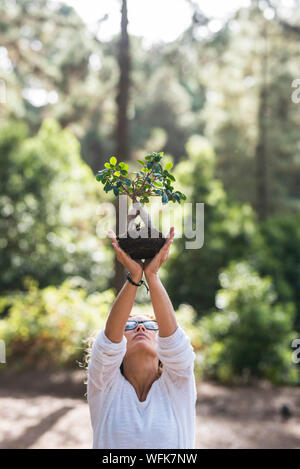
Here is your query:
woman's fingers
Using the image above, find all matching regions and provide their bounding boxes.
[159,229,174,264]
[108,230,126,258]
[162,237,173,254]
[108,229,116,237]
[166,226,175,241]
[108,229,117,243]
[163,227,174,250]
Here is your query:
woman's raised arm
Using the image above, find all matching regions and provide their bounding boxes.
[144,227,177,338]
[104,229,143,343]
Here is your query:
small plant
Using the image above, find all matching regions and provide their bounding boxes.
[96,152,186,258]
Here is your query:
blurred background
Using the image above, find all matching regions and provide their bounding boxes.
[0,0,300,449]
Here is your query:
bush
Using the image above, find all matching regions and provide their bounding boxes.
[164,135,263,318]
[0,278,114,370]
[0,118,112,293]
[198,262,299,385]
[0,280,203,374]
[256,214,300,332]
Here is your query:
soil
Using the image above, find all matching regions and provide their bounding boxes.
[117,228,165,259]
[0,369,300,449]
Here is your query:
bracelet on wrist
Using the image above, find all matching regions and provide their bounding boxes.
[126,272,149,294]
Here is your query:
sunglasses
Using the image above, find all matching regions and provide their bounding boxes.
[125,320,159,331]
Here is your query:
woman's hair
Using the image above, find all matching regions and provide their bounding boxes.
[80,310,162,396]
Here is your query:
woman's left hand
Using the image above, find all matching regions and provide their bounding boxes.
[108,229,144,281]
[143,226,175,279]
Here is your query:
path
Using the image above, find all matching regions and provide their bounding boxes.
[0,370,299,449]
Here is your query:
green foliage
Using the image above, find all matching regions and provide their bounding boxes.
[96,152,186,205]
[164,135,263,316]
[0,278,114,369]
[256,214,300,332]
[202,6,300,214]
[0,119,111,293]
[0,280,203,374]
[198,262,298,385]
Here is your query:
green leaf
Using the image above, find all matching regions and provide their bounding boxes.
[113,187,120,196]
[96,174,102,181]
[165,161,173,171]
[121,169,128,175]
[114,171,121,177]
[162,193,168,204]
[177,191,187,200]
[168,174,175,181]
[104,162,111,169]
[147,162,154,169]
[154,189,163,195]
[125,178,131,186]
[110,156,117,166]
[104,184,113,192]
[137,160,145,165]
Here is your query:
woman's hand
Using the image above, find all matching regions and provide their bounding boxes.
[108,229,143,282]
[143,227,175,279]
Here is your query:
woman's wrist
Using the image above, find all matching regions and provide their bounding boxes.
[144,271,159,283]
[130,270,143,284]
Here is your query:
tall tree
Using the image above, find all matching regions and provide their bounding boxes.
[199,4,300,216]
[114,0,131,292]
[255,18,269,221]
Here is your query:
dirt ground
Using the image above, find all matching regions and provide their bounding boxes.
[0,369,299,449]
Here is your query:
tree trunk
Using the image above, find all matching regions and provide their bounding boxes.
[255,85,268,221]
[255,18,269,222]
[114,0,131,293]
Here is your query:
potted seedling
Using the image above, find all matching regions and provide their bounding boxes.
[96,152,186,259]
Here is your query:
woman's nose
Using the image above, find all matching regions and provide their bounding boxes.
[136,324,146,332]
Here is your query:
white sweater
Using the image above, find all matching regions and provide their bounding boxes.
[87,325,197,449]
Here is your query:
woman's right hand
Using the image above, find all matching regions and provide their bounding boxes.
[108,229,143,282]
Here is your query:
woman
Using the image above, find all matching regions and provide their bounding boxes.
[87,226,197,449]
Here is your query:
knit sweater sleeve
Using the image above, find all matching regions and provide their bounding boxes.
[87,329,127,393]
[156,325,196,380]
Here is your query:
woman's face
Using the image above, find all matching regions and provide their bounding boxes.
[124,315,158,359]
